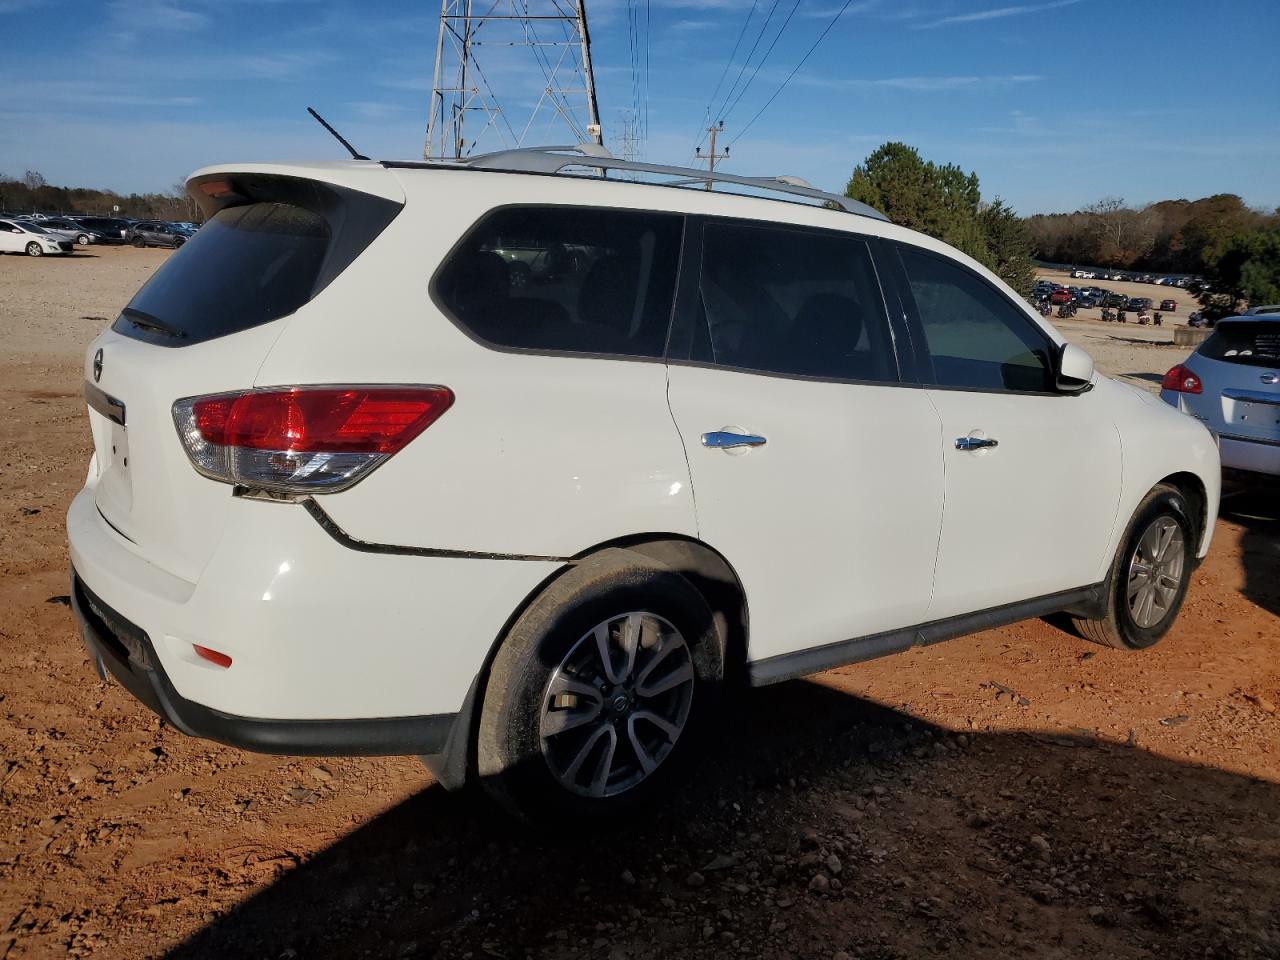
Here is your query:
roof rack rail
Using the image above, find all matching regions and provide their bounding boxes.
[401,145,889,222]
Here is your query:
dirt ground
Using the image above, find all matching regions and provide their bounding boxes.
[1,247,1278,960]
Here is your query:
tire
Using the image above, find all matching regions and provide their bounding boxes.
[132,236,145,248]
[26,242,42,258]
[173,237,185,248]
[477,548,723,823]
[76,234,89,245]
[1072,483,1195,650]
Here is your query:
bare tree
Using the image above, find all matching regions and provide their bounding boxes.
[23,170,47,191]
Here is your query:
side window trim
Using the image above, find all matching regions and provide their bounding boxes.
[889,240,1061,396]
[666,215,907,387]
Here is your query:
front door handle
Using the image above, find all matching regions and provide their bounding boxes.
[955,436,999,451]
[702,430,767,449]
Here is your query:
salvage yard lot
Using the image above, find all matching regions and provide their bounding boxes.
[1,247,1278,959]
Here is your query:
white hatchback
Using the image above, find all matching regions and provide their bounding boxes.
[67,149,1220,819]
[0,218,72,256]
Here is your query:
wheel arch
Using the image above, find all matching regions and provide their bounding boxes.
[434,533,749,792]
[1158,469,1211,556]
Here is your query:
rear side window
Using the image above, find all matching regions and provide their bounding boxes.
[690,221,897,383]
[114,177,401,347]
[1200,320,1280,367]
[435,206,682,357]
[897,244,1054,393]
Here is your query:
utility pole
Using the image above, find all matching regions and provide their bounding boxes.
[424,0,603,160]
[696,121,729,190]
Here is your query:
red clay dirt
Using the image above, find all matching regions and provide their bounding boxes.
[1,250,1278,959]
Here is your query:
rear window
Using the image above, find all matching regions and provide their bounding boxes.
[114,177,401,347]
[434,206,683,358]
[1200,320,1280,367]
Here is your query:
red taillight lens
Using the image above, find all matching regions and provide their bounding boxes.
[1160,364,1202,394]
[173,386,453,493]
[191,387,451,454]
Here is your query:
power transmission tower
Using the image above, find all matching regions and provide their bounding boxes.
[695,121,730,190]
[424,0,604,160]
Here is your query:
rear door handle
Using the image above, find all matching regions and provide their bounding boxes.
[702,431,767,449]
[955,436,999,450]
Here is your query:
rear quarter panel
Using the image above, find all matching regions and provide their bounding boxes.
[1097,376,1220,561]
[251,170,698,557]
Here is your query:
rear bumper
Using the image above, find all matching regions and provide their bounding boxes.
[1219,433,1280,477]
[71,569,455,755]
[65,484,562,752]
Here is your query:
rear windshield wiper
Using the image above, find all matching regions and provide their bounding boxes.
[120,307,187,339]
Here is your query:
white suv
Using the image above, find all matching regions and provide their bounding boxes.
[67,148,1220,819]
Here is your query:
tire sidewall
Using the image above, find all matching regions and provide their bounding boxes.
[479,554,722,823]
[26,242,41,257]
[1111,488,1194,649]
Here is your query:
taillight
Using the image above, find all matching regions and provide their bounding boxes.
[172,386,453,494]
[1160,364,1202,394]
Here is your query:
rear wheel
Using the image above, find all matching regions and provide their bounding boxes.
[1072,484,1195,649]
[477,549,722,822]
[132,236,145,248]
[173,237,185,248]
[25,242,42,257]
[76,233,90,245]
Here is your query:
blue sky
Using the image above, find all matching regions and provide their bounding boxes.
[1,0,1276,215]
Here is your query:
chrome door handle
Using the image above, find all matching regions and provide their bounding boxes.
[955,436,999,450]
[702,431,767,449]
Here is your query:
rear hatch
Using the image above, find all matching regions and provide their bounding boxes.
[86,164,403,583]
[1193,318,1280,442]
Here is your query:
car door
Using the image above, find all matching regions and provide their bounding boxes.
[886,242,1122,621]
[0,221,22,253]
[664,219,944,672]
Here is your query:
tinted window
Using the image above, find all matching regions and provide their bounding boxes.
[118,203,330,345]
[898,245,1053,392]
[691,221,896,382]
[1200,320,1280,367]
[436,207,682,357]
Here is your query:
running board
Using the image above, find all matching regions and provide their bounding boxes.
[747,583,1106,687]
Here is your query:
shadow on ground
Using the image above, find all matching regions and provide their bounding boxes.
[169,680,1280,960]
[1221,478,1280,620]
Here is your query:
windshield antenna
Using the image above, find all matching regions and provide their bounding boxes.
[306,107,369,160]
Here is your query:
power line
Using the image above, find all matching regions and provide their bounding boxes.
[720,0,801,123]
[699,0,782,149]
[700,0,757,128]
[731,0,858,145]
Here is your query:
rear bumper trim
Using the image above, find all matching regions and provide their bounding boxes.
[70,567,456,757]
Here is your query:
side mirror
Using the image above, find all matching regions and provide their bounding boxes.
[1056,343,1095,394]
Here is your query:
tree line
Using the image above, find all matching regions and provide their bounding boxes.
[0,170,197,222]
[845,142,1280,319]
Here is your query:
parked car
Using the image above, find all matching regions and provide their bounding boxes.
[1244,304,1280,316]
[1071,268,1096,279]
[1051,288,1074,304]
[67,153,1221,819]
[35,217,100,246]
[1101,292,1127,309]
[75,217,132,244]
[127,220,189,248]
[1076,291,1102,308]
[1161,315,1280,478]
[0,218,73,256]
[1159,299,1178,312]
[1128,297,1153,312]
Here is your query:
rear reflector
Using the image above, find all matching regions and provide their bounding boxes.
[173,385,453,494]
[193,644,232,668]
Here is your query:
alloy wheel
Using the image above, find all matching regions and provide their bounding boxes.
[1127,515,1185,628]
[540,612,695,798]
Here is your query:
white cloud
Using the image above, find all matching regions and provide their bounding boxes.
[916,0,1082,29]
